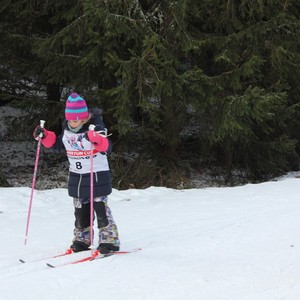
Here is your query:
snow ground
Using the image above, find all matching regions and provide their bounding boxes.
[1,174,300,300]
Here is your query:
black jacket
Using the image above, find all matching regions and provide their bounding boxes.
[54,108,112,198]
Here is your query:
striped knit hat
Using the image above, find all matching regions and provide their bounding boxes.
[65,93,89,121]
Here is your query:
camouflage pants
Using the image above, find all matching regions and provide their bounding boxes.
[72,196,120,247]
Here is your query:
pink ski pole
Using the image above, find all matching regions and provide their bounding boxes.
[89,124,96,252]
[24,120,45,245]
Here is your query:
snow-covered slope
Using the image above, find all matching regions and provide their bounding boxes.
[1,176,300,300]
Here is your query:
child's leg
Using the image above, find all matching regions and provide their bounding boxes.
[94,196,120,251]
[71,197,91,251]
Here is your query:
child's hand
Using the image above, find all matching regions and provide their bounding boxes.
[86,130,109,152]
[86,130,101,143]
[32,125,56,148]
[33,125,48,140]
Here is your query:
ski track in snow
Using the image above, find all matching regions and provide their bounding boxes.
[1,176,300,299]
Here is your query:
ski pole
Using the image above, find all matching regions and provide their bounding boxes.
[89,124,96,252]
[24,120,45,245]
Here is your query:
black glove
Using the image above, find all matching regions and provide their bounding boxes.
[33,125,46,140]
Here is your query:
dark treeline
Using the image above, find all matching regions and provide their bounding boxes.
[1,1,300,188]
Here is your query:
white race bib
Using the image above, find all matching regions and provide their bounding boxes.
[62,129,109,174]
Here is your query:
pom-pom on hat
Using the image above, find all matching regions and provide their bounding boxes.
[65,93,89,121]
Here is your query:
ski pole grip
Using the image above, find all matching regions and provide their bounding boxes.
[38,120,46,138]
[40,120,46,128]
[89,124,95,131]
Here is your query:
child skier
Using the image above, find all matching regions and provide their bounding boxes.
[33,93,120,254]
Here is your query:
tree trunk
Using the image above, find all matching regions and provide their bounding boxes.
[0,168,10,187]
[46,84,61,102]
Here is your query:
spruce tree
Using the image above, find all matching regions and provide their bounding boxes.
[0,0,77,101]
[182,0,300,178]
[1,0,299,184]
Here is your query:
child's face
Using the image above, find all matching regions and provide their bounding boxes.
[68,119,84,129]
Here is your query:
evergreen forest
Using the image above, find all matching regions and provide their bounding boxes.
[0,0,300,188]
